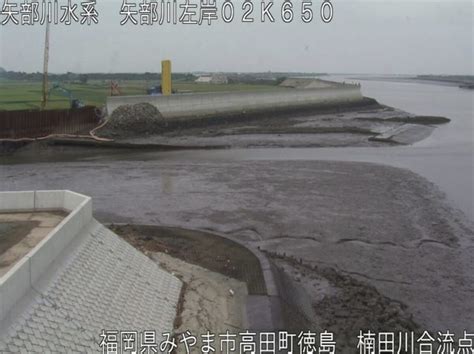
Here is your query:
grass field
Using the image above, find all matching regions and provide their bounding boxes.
[0,79,283,111]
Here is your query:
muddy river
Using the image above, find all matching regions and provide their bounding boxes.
[193,78,473,221]
[79,77,473,220]
[1,76,473,333]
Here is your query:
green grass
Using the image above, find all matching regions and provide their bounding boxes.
[0,79,284,111]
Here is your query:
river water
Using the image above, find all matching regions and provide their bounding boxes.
[123,77,473,221]
[3,77,472,220]
[2,77,472,332]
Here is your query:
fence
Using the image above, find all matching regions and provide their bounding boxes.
[0,106,100,139]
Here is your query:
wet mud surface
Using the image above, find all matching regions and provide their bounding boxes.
[111,224,266,294]
[0,158,472,333]
[0,211,67,276]
[0,99,448,154]
[0,221,37,255]
[113,103,447,148]
[268,254,420,351]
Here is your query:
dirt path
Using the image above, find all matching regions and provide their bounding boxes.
[152,251,247,353]
[112,224,266,294]
[113,225,252,352]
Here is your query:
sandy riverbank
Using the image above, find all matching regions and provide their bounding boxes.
[96,98,448,148]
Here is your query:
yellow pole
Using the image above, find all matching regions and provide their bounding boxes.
[161,60,172,96]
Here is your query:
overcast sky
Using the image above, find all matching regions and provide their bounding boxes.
[0,0,472,74]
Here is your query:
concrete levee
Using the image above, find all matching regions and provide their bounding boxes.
[0,191,35,212]
[270,261,317,328]
[106,85,363,119]
[0,190,92,323]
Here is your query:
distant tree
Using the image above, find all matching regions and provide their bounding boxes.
[275,76,287,85]
[79,74,88,84]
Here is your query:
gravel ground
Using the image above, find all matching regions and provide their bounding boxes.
[99,103,165,138]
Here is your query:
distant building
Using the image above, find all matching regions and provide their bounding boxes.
[195,74,228,84]
[195,76,212,83]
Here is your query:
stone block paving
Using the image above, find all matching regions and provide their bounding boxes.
[0,224,182,353]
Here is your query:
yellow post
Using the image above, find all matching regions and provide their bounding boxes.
[161,60,172,96]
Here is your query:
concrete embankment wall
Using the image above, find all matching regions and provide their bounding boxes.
[106,85,363,119]
[270,262,316,328]
[0,190,92,324]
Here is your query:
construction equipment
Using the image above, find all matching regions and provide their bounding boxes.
[48,84,85,109]
[110,81,122,96]
[147,85,162,95]
[146,60,172,96]
[146,84,178,95]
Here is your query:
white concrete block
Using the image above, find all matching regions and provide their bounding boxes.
[0,258,31,322]
[29,204,89,284]
[0,277,5,323]
[34,190,65,210]
[63,190,88,211]
[0,191,34,211]
[81,199,93,225]
[29,233,58,285]
[59,209,83,247]
[27,191,91,285]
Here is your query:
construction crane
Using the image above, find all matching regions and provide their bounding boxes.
[48,84,85,109]
[40,23,85,110]
[110,81,122,96]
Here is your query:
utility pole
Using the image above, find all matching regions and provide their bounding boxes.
[41,21,50,110]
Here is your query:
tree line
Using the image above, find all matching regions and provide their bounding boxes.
[0,70,197,83]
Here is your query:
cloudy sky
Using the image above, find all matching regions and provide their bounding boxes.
[0,0,472,74]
